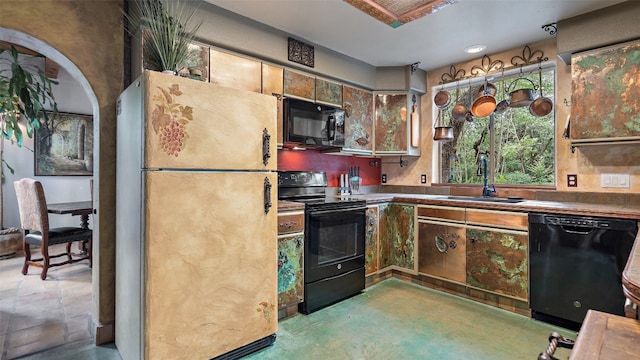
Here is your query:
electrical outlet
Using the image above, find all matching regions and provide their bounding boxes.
[381,174,387,184]
[567,174,578,187]
[421,174,427,184]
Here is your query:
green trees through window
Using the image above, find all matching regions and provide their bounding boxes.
[437,68,555,186]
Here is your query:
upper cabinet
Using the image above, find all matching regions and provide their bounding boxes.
[374,92,420,156]
[315,77,342,107]
[570,39,640,145]
[262,63,284,147]
[342,85,374,154]
[210,49,261,93]
[283,69,315,101]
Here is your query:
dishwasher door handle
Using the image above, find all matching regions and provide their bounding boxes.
[559,225,595,235]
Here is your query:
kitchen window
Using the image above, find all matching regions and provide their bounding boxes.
[433,63,555,187]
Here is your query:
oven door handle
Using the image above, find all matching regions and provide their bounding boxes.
[307,207,366,216]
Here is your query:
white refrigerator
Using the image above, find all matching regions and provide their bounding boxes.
[116,70,278,359]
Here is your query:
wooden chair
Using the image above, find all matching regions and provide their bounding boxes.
[13,178,92,280]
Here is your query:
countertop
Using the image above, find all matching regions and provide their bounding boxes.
[348,193,640,219]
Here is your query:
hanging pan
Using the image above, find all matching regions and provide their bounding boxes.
[529,66,553,117]
[451,82,468,121]
[470,78,496,118]
[433,86,451,109]
[494,70,509,115]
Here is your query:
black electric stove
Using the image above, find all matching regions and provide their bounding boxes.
[277,171,366,313]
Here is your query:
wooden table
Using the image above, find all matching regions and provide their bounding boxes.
[569,310,640,359]
[47,201,93,229]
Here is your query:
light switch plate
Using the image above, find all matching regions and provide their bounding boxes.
[601,173,630,188]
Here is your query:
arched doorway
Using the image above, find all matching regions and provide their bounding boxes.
[1,28,102,345]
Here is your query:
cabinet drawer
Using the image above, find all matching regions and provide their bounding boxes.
[417,205,465,223]
[465,209,527,230]
[277,212,304,234]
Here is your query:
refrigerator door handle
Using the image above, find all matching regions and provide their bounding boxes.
[264,177,272,214]
[262,128,271,166]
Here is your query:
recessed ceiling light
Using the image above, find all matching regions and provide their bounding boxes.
[464,45,486,54]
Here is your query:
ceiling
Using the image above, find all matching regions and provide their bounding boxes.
[204,0,626,72]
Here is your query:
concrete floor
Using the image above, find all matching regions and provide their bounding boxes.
[247,278,574,359]
[1,247,574,359]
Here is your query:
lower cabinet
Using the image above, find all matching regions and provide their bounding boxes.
[417,205,529,301]
[277,233,304,307]
[365,205,379,275]
[418,220,466,283]
[466,226,528,300]
[277,210,304,309]
[379,203,415,271]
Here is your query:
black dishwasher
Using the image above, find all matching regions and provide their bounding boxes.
[529,213,637,330]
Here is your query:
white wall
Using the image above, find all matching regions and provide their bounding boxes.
[2,61,93,229]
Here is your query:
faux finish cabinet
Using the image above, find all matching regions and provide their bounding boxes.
[418,220,466,283]
[373,92,420,156]
[262,63,284,147]
[209,49,261,93]
[365,205,379,275]
[283,69,315,101]
[379,203,415,272]
[315,77,342,107]
[466,226,528,299]
[465,209,529,300]
[342,85,374,154]
[277,210,304,309]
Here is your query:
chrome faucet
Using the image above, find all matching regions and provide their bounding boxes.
[477,154,496,197]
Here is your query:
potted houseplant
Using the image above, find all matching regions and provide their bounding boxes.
[123,0,203,74]
[0,45,59,258]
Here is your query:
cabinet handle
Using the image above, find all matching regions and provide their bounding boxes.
[264,177,272,214]
[279,221,297,228]
[262,128,271,166]
[449,240,457,249]
[435,235,448,253]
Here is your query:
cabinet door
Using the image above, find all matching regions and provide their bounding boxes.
[315,77,342,107]
[570,40,640,143]
[209,49,261,93]
[262,63,284,147]
[466,226,528,300]
[283,69,315,101]
[365,206,379,275]
[379,203,415,271]
[418,220,466,283]
[374,92,408,154]
[342,85,374,153]
[278,233,304,308]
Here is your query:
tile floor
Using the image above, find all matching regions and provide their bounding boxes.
[0,244,119,360]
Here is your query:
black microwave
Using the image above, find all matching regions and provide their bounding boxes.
[283,98,345,148]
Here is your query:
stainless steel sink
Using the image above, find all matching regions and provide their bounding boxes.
[446,196,525,204]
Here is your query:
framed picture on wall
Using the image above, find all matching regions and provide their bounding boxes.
[34,111,93,176]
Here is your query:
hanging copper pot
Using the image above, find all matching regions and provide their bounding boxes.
[507,77,536,108]
[433,108,453,141]
[529,67,554,117]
